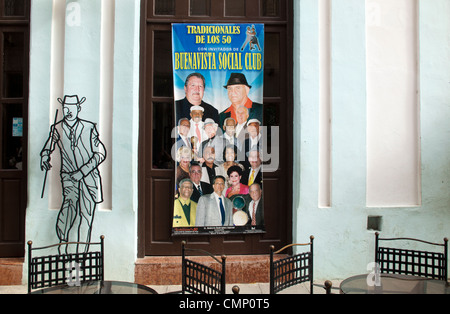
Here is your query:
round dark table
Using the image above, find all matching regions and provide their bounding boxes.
[31,280,158,294]
[340,273,449,294]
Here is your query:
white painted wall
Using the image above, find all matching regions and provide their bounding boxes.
[294,0,450,280]
[26,0,449,283]
[366,0,421,207]
[26,0,141,282]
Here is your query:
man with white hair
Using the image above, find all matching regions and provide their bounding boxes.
[221,117,242,148]
[188,105,207,148]
[241,148,263,188]
[244,119,262,150]
[200,118,225,162]
[240,119,262,165]
[235,105,249,143]
[176,118,191,150]
[219,73,263,127]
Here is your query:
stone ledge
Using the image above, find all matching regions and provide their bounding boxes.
[135,255,275,285]
[0,258,24,286]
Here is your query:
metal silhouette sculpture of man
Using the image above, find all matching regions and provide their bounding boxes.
[40,95,106,253]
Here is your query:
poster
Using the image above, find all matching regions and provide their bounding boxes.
[12,117,23,137]
[172,23,265,235]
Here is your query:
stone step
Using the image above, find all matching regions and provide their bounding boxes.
[135,254,275,285]
[0,258,23,286]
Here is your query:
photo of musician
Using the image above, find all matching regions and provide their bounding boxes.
[201,118,225,162]
[235,106,249,145]
[243,183,264,226]
[189,162,213,203]
[200,146,226,185]
[176,145,192,187]
[188,105,207,158]
[173,179,197,227]
[217,144,245,189]
[241,148,263,188]
[242,118,262,167]
[225,165,249,198]
[196,176,233,227]
[176,73,220,124]
[221,117,242,149]
[244,119,262,152]
[175,118,191,150]
[219,73,263,127]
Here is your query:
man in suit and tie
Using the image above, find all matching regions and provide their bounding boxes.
[200,146,226,185]
[241,149,263,188]
[175,118,192,150]
[201,118,225,162]
[243,119,262,151]
[235,105,249,145]
[188,106,207,152]
[243,183,264,226]
[196,176,233,227]
[40,95,106,253]
[221,117,242,149]
[241,119,262,166]
[189,162,213,203]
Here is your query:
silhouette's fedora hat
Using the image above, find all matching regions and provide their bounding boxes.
[57,95,86,106]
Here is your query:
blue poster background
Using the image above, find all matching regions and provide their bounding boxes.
[172,23,265,235]
[172,23,264,114]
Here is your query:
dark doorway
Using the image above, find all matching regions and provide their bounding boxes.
[138,0,293,256]
[0,0,30,257]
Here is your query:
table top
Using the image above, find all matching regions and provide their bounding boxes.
[340,273,450,294]
[31,280,158,294]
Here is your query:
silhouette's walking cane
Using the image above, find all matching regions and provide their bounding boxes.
[41,109,59,198]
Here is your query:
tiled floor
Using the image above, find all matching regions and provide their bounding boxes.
[152,281,341,294]
[0,280,342,294]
